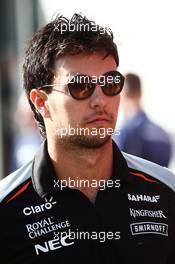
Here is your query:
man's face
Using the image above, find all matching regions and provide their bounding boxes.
[45,52,121,149]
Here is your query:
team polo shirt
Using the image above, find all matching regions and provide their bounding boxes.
[0,140,175,264]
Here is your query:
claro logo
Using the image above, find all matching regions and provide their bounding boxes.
[23,197,57,216]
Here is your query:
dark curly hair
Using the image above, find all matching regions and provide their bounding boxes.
[23,13,119,138]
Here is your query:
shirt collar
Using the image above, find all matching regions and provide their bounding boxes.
[32,140,132,198]
[32,140,58,198]
[111,140,133,186]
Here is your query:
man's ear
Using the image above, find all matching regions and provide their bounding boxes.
[30,89,50,118]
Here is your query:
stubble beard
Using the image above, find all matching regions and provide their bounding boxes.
[56,127,112,149]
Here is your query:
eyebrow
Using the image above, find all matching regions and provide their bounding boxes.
[67,70,118,77]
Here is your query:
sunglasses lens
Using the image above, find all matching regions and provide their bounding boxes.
[68,75,95,100]
[67,71,124,99]
[102,71,124,96]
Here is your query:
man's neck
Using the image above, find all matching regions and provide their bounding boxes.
[47,139,113,203]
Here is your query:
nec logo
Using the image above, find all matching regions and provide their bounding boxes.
[23,197,57,216]
[34,235,74,255]
[128,193,160,203]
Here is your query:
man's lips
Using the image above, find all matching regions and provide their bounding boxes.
[86,117,111,124]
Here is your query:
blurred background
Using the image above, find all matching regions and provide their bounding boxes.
[0,0,175,179]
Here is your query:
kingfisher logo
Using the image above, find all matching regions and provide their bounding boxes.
[23,197,57,216]
[128,194,160,203]
[129,208,166,219]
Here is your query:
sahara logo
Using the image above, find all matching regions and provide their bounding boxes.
[128,194,160,203]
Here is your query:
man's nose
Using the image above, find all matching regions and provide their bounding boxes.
[88,84,107,109]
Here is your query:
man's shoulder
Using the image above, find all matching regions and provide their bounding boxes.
[0,160,33,203]
[122,112,147,130]
[123,152,175,192]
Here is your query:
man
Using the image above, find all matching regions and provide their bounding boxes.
[113,73,172,167]
[0,14,175,264]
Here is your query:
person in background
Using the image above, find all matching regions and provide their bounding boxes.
[113,73,172,167]
[11,92,42,170]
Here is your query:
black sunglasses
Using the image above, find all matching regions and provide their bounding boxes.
[39,70,125,100]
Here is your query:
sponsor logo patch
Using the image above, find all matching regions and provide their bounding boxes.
[25,217,71,239]
[128,194,160,203]
[130,222,168,236]
[34,234,74,255]
[129,208,166,219]
[23,197,57,216]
